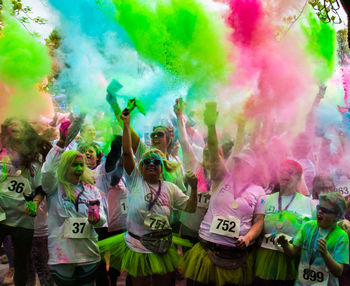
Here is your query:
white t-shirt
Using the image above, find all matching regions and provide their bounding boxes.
[264,192,316,234]
[107,179,127,232]
[0,175,34,229]
[34,197,48,237]
[124,167,189,253]
[94,163,113,228]
[199,174,266,247]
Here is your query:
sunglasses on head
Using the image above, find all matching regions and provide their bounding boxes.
[142,158,162,167]
[150,131,165,139]
[316,205,337,215]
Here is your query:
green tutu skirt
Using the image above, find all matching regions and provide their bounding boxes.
[255,247,299,280]
[182,242,254,286]
[98,232,181,277]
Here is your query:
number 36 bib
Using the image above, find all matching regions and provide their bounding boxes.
[144,213,171,231]
[64,217,92,239]
[210,215,240,238]
[298,264,329,286]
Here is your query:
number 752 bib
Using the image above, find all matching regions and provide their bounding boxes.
[210,215,240,238]
[64,217,92,239]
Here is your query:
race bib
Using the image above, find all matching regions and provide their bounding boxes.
[298,264,329,286]
[261,233,292,252]
[335,185,350,197]
[209,215,240,238]
[1,177,29,198]
[144,213,171,231]
[197,192,211,208]
[64,217,92,239]
[120,199,128,215]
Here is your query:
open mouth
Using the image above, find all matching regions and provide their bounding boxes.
[317,214,323,221]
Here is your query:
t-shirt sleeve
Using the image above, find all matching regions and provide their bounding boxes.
[135,140,148,163]
[125,166,140,195]
[170,183,189,211]
[309,199,317,219]
[29,164,42,190]
[254,187,267,215]
[333,231,349,264]
[293,221,308,247]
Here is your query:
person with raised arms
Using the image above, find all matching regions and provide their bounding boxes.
[41,125,106,286]
[183,102,266,286]
[98,110,198,286]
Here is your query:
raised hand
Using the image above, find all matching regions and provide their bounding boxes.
[204,102,218,127]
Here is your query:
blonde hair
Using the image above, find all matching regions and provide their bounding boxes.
[57,150,94,203]
[138,148,179,176]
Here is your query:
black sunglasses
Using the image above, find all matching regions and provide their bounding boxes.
[316,205,337,215]
[150,131,165,139]
[142,158,162,167]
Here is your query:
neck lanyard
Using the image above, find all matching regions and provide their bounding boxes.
[309,225,336,267]
[61,184,85,214]
[147,181,161,211]
[278,192,296,213]
[74,184,85,212]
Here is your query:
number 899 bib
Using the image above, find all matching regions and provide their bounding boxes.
[64,217,92,239]
[298,264,329,286]
[209,215,240,238]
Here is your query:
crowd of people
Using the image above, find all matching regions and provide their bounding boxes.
[0,88,350,286]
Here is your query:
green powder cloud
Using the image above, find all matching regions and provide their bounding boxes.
[112,0,229,94]
[301,11,336,82]
[0,8,52,121]
[0,14,51,88]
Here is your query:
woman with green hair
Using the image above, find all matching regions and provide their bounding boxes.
[41,131,106,286]
[98,110,198,286]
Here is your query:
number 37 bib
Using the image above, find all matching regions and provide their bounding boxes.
[64,217,92,239]
[210,215,240,238]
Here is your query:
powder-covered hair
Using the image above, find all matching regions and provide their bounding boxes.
[280,159,303,177]
[57,150,94,203]
[152,125,173,152]
[312,174,335,200]
[77,142,103,167]
[319,192,347,220]
[138,148,179,176]
[1,117,52,175]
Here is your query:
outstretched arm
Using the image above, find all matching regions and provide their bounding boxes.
[120,111,135,175]
[107,92,140,152]
[204,102,226,182]
[174,99,197,170]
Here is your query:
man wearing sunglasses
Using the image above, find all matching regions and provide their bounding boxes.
[278,192,349,286]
